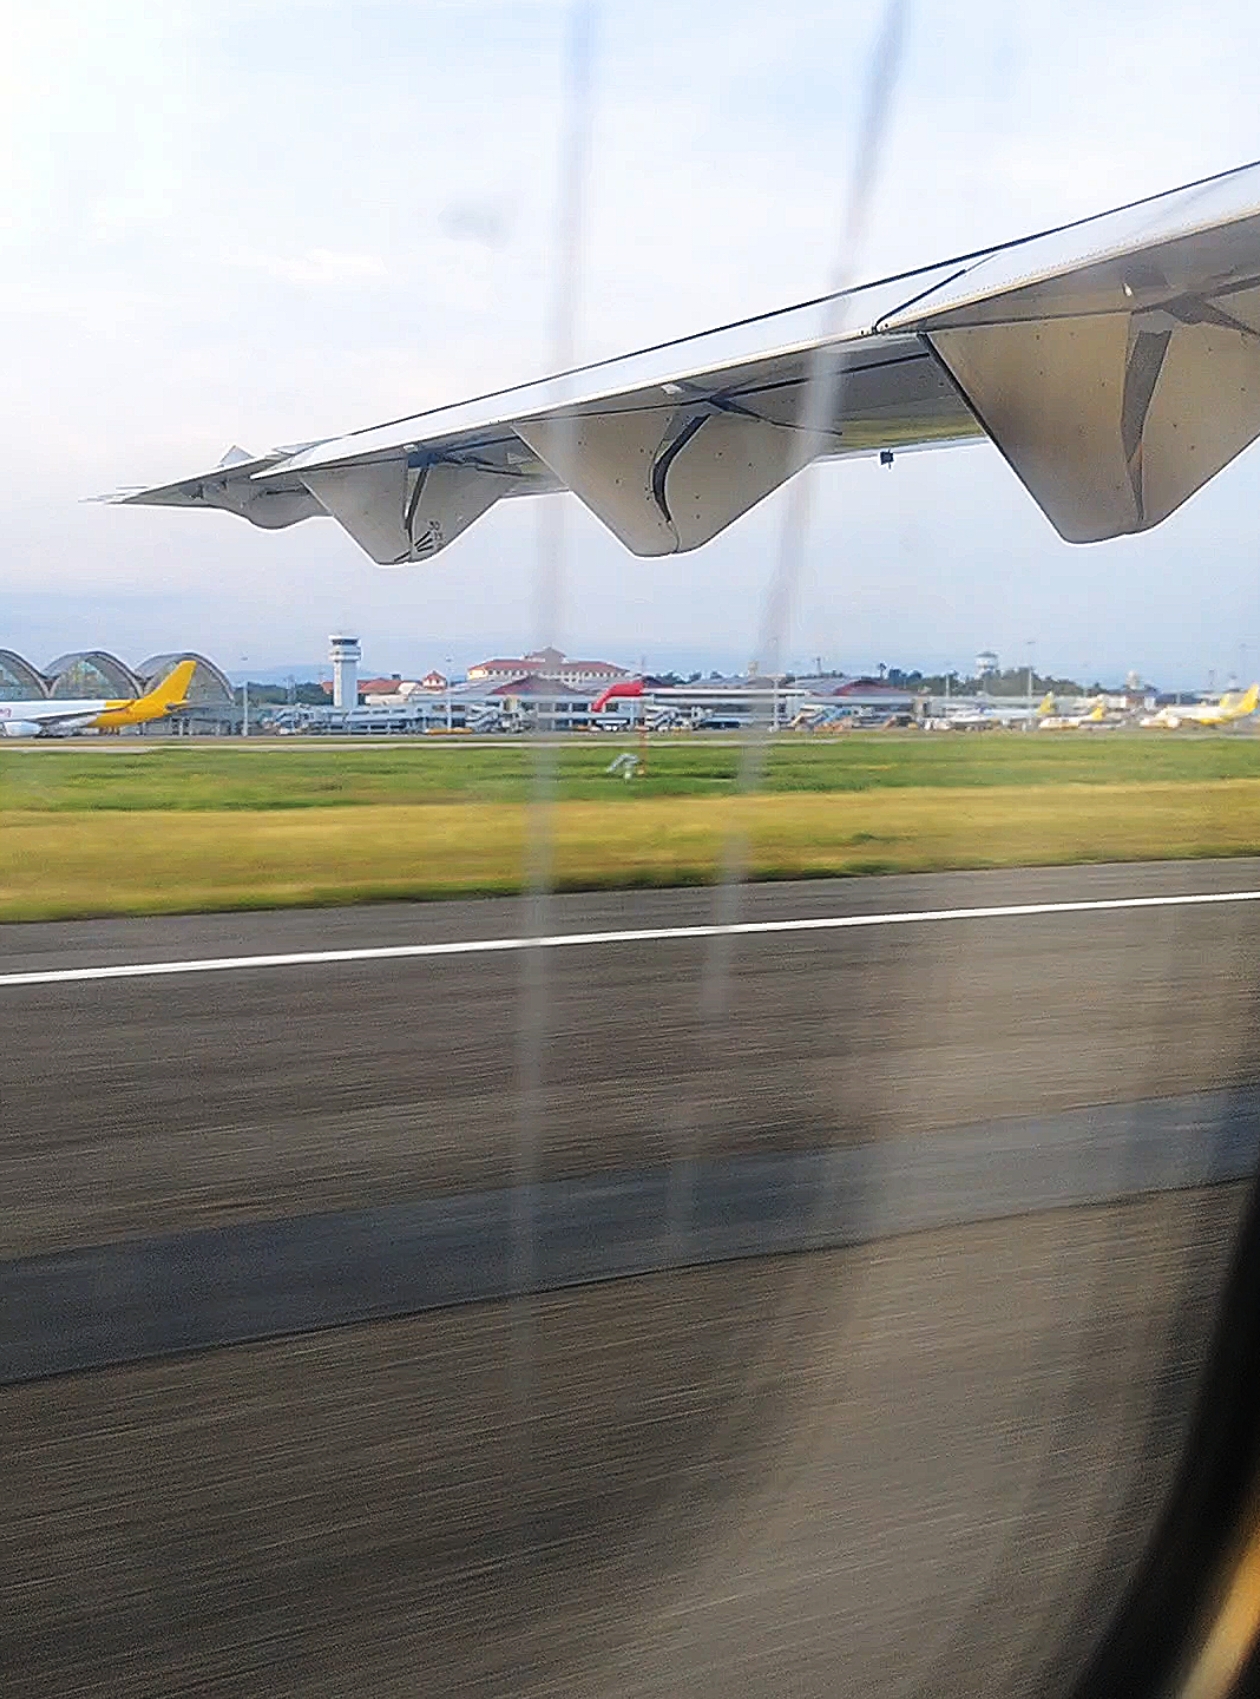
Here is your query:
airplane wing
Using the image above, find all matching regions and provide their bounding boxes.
[0,704,103,732]
[110,159,1260,564]
[109,445,328,533]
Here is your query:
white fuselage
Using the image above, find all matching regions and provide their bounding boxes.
[0,699,110,736]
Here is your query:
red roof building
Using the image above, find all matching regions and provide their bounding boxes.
[466,647,629,687]
[320,674,402,699]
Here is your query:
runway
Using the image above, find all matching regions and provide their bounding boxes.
[2,861,1260,1695]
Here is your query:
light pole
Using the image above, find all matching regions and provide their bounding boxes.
[1025,639,1035,729]
[445,656,453,731]
[240,655,249,738]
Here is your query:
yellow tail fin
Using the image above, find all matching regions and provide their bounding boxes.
[138,659,197,711]
[92,659,198,731]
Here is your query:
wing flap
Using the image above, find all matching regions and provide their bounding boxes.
[928,316,1139,542]
[297,460,505,565]
[661,411,827,551]
[513,411,680,555]
[1140,310,1260,528]
[927,290,1260,542]
[903,173,1260,542]
[516,405,831,555]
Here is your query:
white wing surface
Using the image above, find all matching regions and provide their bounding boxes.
[0,700,107,733]
[111,160,1260,562]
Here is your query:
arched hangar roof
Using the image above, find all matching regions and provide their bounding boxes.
[0,650,49,700]
[45,651,141,699]
[138,652,233,706]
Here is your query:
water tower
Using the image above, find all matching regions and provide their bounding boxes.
[975,649,999,680]
[329,635,361,709]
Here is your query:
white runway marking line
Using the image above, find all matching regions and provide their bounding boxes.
[3,888,1260,990]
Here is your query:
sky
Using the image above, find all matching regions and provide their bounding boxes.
[3,0,1260,687]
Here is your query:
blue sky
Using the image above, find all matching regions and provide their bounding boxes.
[3,1,1260,685]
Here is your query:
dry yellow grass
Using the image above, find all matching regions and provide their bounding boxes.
[4,779,1260,921]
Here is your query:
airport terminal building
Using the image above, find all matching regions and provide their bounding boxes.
[1,643,1086,736]
[0,649,234,732]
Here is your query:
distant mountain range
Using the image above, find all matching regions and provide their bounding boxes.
[225,664,329,685]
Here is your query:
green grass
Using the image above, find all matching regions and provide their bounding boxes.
[4,730,1260,813]
[4,781,1260,922]
[5,733,1260,921]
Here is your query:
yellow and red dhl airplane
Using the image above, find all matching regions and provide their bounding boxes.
[0,660,197,738]
[1139,683,1260,730]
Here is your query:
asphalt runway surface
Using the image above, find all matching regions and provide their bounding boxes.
[3,860,1260,1696]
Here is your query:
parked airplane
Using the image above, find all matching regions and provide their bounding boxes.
[922,704,1003,731]
[1036,696,1108,730]
[109,161,1260,571]
[0,660,198,738]
[1139,683,1260,729]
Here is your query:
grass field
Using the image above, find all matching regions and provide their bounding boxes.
[6,733,1260,810]
[3,733,1260,921]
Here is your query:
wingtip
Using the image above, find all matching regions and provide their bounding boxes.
[82,488,149,505]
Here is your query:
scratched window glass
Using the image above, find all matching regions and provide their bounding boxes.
[3,5,1260,1697]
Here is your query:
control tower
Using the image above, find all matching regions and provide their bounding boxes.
[329,635,361,709]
